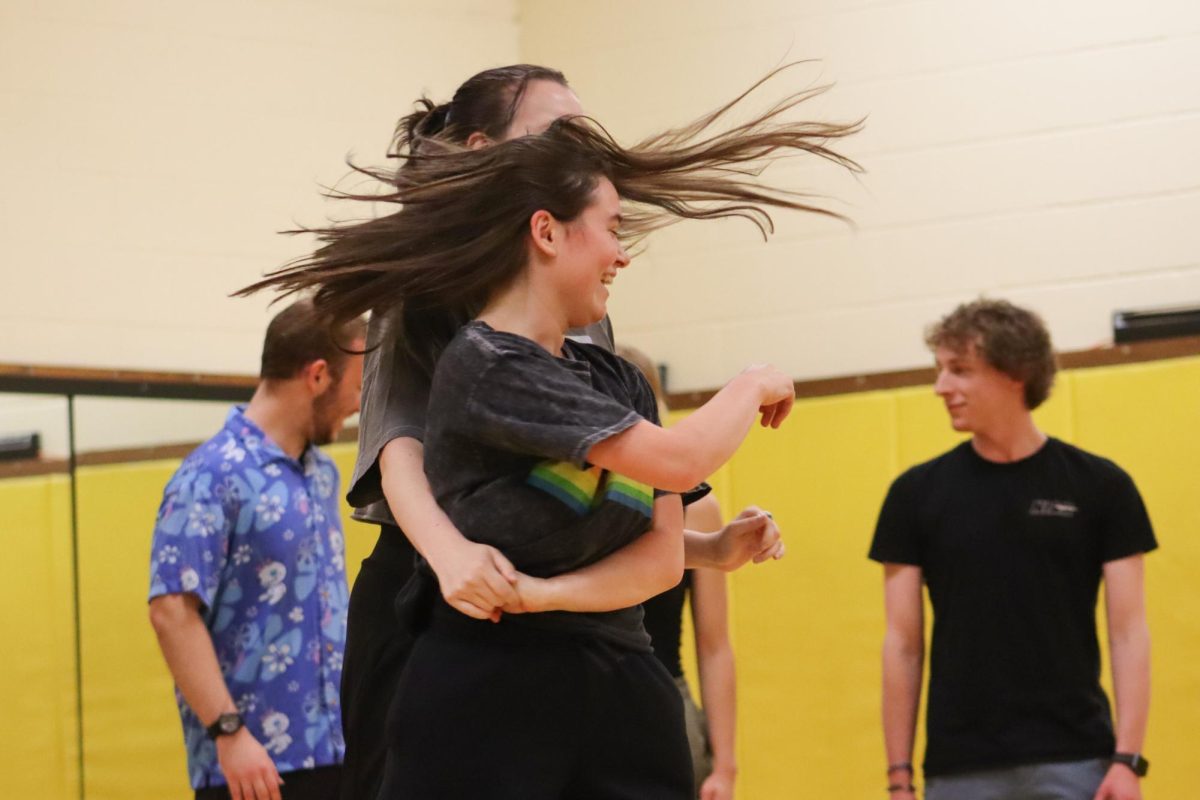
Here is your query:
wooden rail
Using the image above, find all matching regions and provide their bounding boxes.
[2,333,1199,476]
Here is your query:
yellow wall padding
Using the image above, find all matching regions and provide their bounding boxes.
[0,474,79,800]
[720,392,900,798]
[1069,359,1200,790]
[76,460,191,800]
[2,357,1196,798]
[323,444,383,590]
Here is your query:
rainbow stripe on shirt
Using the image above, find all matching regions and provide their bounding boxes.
[527,461,654,518]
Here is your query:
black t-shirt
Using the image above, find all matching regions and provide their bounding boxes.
[642,571,692,678]
[869,438,1157,777]
[423,321,669,651]
[347,315,616,523]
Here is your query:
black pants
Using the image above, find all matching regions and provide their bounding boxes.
[195,766,341,800]
[339,525,417,800]
[377,604,693,800]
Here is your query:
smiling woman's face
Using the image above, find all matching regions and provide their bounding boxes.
[556,178,629,328]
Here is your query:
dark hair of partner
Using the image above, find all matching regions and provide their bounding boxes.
[396,64,568,155]
[925,298,1058,410]
[238,65,863,378]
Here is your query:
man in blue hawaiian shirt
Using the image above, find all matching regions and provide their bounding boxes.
[149,300,366,800]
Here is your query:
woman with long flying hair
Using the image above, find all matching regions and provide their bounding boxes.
[328,64,810,800]
[331,65,617,800]
[242,67,859,797]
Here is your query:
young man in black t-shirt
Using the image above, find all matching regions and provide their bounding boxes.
[869,299,1155,800]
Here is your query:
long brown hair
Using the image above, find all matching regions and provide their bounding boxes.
[238,65,863,377]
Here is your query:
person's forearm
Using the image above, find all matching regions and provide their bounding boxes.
[379,437,469,565]
[881,632,923,768]
[683,529,722,569]
[662,376,764,485]
[150,602,236,725]
[1110,618,1151,752]
[589,374,771,492]
[697,643,737,776]
[382,437,525,621]
[1104,556,1151,755]
[690,557,737,788]
[682,510,782,572]
[534,499,684,612]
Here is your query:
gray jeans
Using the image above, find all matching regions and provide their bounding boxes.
[925,759,1109,800]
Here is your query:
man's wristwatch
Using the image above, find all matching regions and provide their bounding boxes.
[205,712,244,740]
[1112,752,1149,777]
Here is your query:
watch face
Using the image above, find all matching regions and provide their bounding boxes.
[220,716,240,733]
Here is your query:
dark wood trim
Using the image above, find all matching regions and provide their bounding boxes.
[666,334,1200,410]
[3,332,1199,461]
[0,458,70,478]
[668,365,937,409]
[0,363,256,401]
[76,443,202,467]
[72,425,361,469]
[1057,334,1200,370]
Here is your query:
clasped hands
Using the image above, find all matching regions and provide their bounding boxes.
[432,506,783,622]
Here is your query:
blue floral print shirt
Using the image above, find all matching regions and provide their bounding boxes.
[148,406,348,789]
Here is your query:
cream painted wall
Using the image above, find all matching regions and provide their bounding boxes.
[520,0,1200,390]
[4,0,1199,421]
[1,0,519,375]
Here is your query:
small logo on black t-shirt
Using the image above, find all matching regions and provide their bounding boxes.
[1029,499,1079,518]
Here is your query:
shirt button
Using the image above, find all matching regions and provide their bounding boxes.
[326,643,334,652]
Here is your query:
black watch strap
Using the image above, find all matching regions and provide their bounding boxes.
[205,712,244,740]
[1112,752,1149,777]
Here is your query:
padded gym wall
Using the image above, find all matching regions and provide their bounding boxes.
[1,358,1194,798]
[520,0,1200,392]
[2,0,520,375]
[0,474,79,800]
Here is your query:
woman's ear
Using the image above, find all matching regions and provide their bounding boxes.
[466,131,492,150]
[528,210,558,258]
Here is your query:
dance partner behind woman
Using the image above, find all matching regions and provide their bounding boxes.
[330,64,802,800]
[621,345,739,800]
[333,65,617,800]
[240,71,860,798]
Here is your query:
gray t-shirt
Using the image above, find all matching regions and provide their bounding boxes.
[348,315,616,524]
[423,321,663,650]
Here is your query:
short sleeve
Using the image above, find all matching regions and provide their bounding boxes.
[147,460,232,610]
[462,349,641,467]
[346,319,432,509]
[1098,466,1157,563]
[868,470,922,565]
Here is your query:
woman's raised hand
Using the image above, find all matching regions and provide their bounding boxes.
[738,363,795,428]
